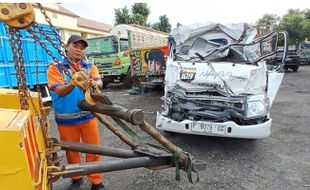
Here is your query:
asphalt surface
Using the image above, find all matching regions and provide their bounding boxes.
[52,66,310,190]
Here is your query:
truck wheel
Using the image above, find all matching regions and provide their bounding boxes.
[101,78,110,88]
[292,67,298,72]
[123,69,133,88]
[284,67,288,72]
[102,81,109,88]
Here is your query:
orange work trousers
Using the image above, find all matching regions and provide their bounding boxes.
[57,118,103,185]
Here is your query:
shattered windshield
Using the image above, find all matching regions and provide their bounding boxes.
[171,23,280,64]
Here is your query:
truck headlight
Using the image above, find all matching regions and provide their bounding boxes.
[110,71,118,75]
[246,95,270,119]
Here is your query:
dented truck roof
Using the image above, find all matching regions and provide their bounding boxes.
[170,22,260,63]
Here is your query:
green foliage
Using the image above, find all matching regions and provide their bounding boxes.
[114,7,131,25]
[278,9,310,45]
[255,9,310,45]
[114,3,171,31]
[304,9,310,19]
[255,14,280,35]
[152,15,171,33]
[130,13,147,26]
[131,3,150,18]
[114,3,150,26]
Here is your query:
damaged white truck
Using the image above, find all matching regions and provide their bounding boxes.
[156,23,288,139]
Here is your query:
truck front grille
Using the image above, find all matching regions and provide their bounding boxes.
[95,62,113,69]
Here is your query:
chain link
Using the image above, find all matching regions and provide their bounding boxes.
[5,25,46,116]
[26,27,62,64]
[34,39,50,147]
[36,3,67,50]
[31,21,67,59]
[26,27,72,78]
[26,24,76,77]
[36,3,77,67]
[4,4,70,167]
[5,25,29,109]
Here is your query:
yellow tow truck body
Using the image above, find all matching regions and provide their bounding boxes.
[0,89,49,190]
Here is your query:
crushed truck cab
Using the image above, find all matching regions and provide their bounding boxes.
[156,23,288,139]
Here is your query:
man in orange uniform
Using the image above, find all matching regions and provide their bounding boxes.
[47,35,105,190]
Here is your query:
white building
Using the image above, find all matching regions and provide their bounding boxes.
[33,3,112,42]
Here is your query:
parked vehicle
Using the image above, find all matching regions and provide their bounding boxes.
[156,23,288,139]
[267,46,300,72]
[0,21,62,102]
[298,41,310,64]
[86,24,168,87]
[130,45,169,86]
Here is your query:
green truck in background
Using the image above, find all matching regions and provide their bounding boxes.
[298,41,310,64]
[86,24,168,87]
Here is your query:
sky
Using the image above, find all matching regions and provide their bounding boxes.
[58,0,309,28]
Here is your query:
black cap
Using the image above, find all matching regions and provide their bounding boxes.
[67,35,88,47]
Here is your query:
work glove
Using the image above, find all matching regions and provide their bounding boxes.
[84,79,101,105]
[70,71,90,90]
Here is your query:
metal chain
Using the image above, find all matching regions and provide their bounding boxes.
[5,25,29,109]
[26,27,62,64]
[36,3,67,51]
[5,25,44,117]
[3,4,65,167]
[36,3,77,66]
[34,40,49,145]
[31,21,67,59]
[26,27,63,165]
[26,27,72,76]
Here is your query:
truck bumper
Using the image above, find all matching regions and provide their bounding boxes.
[99,65,130,77]
[156,112,272,139]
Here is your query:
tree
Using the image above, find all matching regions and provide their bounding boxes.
[255,9,310,45]
[131,3,150,18]
[255,14,280,35]
[152,15,171,33]
[114,3,172,31]
[301,9,310,40]
[114,7,131,25]
[277,9,310,45]
[304,8,310,19]
[130,13,147,26]
[114,3,150,26]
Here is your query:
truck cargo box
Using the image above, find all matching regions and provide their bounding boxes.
[0,21,62,89]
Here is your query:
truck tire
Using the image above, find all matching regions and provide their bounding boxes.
[284,66,289,72]
[292,67,298,72]
[101,77,111,88]
[102,81,109,88]
[123,69,133,88]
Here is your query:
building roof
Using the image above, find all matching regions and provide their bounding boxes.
[33,3,112,33]
[33,3,78,17]
[58,6,78,17]
[77,17,112,33]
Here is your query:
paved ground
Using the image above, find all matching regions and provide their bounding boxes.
[52,66,310,190]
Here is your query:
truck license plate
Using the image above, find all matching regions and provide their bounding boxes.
[191,122,226,135]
